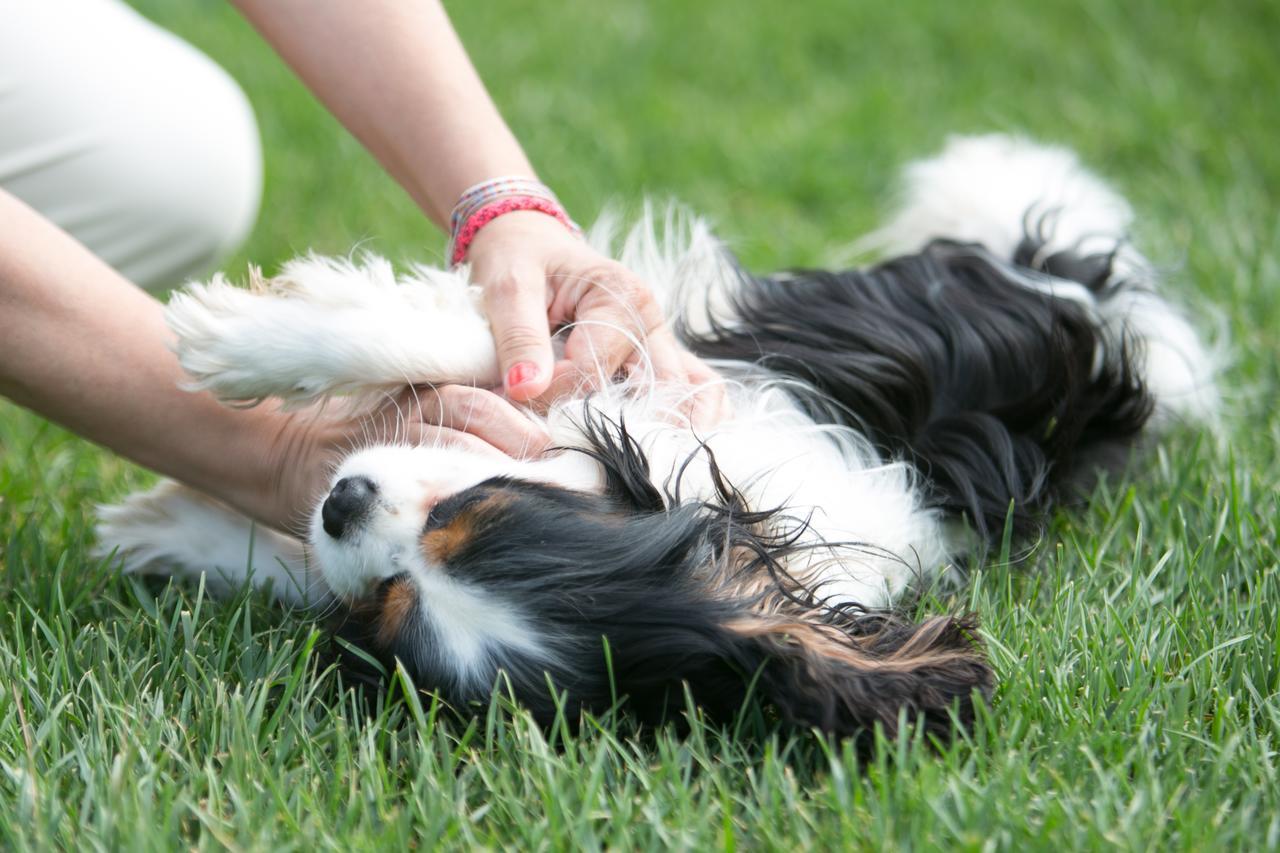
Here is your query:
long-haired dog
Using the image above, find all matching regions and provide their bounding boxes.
[98,135,1218,741]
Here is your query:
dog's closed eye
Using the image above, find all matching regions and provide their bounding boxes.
[423,490,491,533]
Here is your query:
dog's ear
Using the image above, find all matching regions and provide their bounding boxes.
[716,612,994,742]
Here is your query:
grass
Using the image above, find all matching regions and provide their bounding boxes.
[2,0,1278,848]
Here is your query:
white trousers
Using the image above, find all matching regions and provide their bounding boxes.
[0,0,261,290]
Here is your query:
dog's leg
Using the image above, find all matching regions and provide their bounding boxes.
[868,133,1221,426]
[165,255,500,407]
[168,218,748,406]
[96,481,331,608]
[867,133,1137,261]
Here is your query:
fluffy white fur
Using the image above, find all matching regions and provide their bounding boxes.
[98,134,1218,626]
[166,256,500,407]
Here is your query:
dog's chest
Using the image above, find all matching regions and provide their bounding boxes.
[551,383,948,607]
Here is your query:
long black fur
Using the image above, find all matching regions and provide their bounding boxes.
[682,239,1154,538]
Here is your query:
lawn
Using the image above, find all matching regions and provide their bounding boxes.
[2,0,1278,848]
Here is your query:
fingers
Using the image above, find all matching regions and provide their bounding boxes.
[459,231,730,434]
[519,358,594,416]
[407,423,510,459]
[480,265,555,403]
[544,259,730,427]
[680,350,732,431]
[642,326,696,386]
[538,343,729,432]
[396,384,552,458]
[557,261,671,383]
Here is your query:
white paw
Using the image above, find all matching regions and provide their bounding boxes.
[165,254,501,407]
[868,133,1135,261]
[97,481,327,607]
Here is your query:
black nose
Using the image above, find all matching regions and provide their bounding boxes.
[322,476,378,539]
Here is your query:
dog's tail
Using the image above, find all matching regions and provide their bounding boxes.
[865,133,1221,427]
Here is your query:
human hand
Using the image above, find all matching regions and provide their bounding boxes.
[465,210,724,417]
[251,385,550,533]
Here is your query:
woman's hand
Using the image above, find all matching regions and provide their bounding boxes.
[467,210,723,408]
[233,0,726,426]
[256,385,551,533]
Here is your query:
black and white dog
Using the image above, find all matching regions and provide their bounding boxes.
[98,135,1218,739]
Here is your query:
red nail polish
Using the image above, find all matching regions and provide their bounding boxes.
[506,362,539,390]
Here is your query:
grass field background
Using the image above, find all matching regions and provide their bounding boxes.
[2,0,1278,848]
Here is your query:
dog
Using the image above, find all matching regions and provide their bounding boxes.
[97,135,1218,741]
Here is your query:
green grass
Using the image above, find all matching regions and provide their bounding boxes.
[3,0,1279,848]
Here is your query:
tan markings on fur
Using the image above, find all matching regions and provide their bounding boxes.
[419,492,513,564]
[717,547,785,601]
[723,615,980,674]
[252,266,315,297]
[889,616,970,661]
[377,578,418,646]
[725,617,876,668]
[421,516,477,564]
[247,266,271,294]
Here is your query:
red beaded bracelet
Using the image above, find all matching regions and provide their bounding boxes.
[449,195,580,266]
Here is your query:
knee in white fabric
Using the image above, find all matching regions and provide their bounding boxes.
[92,59,264,291]
[0,0,263,290]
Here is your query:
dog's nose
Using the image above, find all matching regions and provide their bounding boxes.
[322,476,378,539]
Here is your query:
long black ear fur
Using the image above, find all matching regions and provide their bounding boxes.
[720,612,992,743]
[588,605,992,744]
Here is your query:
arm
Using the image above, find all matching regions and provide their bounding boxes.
[229,0,528,229]
[0,189,547,532]
[231,0,703,402]
[0,189,289,522]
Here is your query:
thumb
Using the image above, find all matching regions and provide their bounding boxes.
[480,267,555,402]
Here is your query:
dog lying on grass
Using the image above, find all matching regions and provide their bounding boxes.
[98,135,1217,740]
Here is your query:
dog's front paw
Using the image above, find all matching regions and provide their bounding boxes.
[165,277,314,404]
[165,256,501,407]
[96,481,236,592]
[97,482,325,606]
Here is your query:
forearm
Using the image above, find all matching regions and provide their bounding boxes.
[0,189,286,522]
[228,0,705,403]
[231,0,536,228]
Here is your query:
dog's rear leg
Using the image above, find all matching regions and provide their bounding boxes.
[165,255,501,408]
[868,133,1221,426]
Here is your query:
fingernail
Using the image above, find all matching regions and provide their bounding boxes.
[506,362,540,390]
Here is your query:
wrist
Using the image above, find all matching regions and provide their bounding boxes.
[446,177,581,266]
[212,405,320,533]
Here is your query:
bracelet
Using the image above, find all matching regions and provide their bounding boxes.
[446,176,581,266]
[450,196,581,266]
[449,176,557,233]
